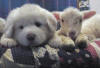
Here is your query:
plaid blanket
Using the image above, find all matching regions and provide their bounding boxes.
[85,39,100,58]
[0,45,60,68]
[0,39,100,68]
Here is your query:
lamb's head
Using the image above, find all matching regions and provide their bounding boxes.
[53,7,96,40]
[3,4,57,47]
[60,8,83,40]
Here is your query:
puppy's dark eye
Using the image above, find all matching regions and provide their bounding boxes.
[19,25,24,29]
[61,19,64,22]
[35,22,41,27]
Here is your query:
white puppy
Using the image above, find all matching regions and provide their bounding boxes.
[0,4,57,47]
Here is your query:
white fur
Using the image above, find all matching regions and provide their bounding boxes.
[59,7,83,39]
[0,4,57,47]
[0,18,5,33]
[50,8,95,49]
[49,8,83,48]
[81,14,100,40]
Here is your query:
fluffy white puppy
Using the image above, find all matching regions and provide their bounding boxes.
[0,4,57,47]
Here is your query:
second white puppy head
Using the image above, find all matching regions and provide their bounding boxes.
[5,4,57,47]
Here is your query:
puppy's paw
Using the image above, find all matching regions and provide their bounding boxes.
[49,36,63,48]
[0,38,17,47]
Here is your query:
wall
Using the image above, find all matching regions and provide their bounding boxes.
[90,0,100,14]
[0,0,77,18]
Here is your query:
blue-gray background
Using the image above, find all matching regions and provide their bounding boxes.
[0,0,77,18]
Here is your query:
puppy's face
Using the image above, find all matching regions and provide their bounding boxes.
[61,9,82,40]
[5,4,57,47]
[13,15,53,46]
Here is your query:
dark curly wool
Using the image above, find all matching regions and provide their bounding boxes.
[58,49,100,68]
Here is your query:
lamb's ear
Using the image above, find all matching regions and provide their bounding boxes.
[4,24,14,38]
[82,11,96,20]
[52,11,61,21]
[47,14,57,32]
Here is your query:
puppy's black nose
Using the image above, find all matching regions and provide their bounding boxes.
[27,33,35,41]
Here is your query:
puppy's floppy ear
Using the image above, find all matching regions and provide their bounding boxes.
[47,14,57,32]
[4,24,14,38]
[82,11,96,20]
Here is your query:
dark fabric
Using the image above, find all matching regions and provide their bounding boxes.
[0,45,100,68]
[9,45,59,68]
[58,49,100,68]
[0,47,7,58]
[11,46,35,65]
[38,51,57,68]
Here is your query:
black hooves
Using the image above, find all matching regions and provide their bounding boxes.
[61,45,75,52]
[76,41,87,49]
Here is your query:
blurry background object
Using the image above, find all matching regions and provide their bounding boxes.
[78,0,90,11]
[90,0,100,14]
